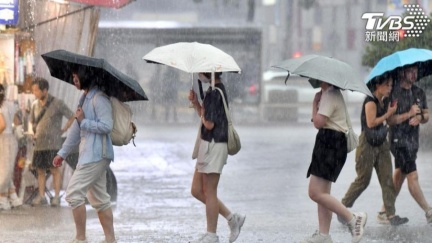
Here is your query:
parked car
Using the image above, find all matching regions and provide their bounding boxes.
[261,70,365,122]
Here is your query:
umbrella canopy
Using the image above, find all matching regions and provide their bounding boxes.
[365,48,432,84]
[272,54,373,97]
[41,49,148,102]
[143,42,241,73]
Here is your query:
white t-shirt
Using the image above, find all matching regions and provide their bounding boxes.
[318,87,348,132]
[0,100,17,134]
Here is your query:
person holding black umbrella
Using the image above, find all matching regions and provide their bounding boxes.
[52,66,116,243]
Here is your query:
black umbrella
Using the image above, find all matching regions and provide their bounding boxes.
[41,49,148,102]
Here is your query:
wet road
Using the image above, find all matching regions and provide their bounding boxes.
[1,123,432,242]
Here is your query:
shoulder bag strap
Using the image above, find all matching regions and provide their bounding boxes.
[215,87,232,125]
[33,96,54,133]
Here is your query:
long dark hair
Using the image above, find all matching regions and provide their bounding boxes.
[71,65,97,90]
[0,84,4,108]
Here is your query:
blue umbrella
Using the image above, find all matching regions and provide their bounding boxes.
[365,48,432,84]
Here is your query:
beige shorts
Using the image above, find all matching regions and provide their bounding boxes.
[65,159,111,212]
[196,139,228,174]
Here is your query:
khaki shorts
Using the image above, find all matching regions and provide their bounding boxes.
[65,159,111,212]
[196,139,228,174]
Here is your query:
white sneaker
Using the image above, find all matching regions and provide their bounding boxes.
[300,230,333,243]
[189,233,219,243]
[0,197,11,210]
[228,213,246,242]
[376,212,390,225]
[9,196,23,208]
[348,212,367,243]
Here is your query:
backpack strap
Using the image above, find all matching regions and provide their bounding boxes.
[92,92,109,158]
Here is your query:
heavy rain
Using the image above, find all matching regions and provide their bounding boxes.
[1,0,432,243]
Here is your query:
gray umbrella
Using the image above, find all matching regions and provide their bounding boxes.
[272,54,373,97]
[42,49,148,102]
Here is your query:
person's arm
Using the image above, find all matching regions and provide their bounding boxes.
[313,113,328,129]
[387,104,420,125]
[0,113,5,134]
[62,116,75,133]
[79,94,113,135]
[13,111,22,126]
[311,90,327,129]
[57,119,80,160]
[365,101,396,128]
[420,109,429,124]
[200,105,214,130]
[58,100,75,133]
[189,90,203,117]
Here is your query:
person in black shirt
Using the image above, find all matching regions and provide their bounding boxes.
[386,64,432,224]
[339,73,408,225]
[188,72,245,243]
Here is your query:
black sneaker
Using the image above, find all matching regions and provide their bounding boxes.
[389,215,409,226]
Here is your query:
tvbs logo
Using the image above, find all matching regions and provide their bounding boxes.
[362,4,430,38]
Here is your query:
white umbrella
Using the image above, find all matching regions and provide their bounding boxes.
[143,42,241,89]
[272,54,373,97]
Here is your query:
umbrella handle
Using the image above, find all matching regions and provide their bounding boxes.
[189,73,195,108]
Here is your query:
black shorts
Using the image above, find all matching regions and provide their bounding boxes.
[32,150,58,169]
[307,129,348,182]
[390,146,418,174]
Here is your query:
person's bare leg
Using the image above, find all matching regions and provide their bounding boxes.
[98,208,116,242]
[191,170,231,218]
[393,169,406,196]
[50,167,61,198]
[406,171,431,211]
[202,173,221,233]
[309,175,353,233]
[72,204,87,241]
[36,168,46,198]
[309,176,331,234]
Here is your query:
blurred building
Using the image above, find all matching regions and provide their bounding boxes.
[95,0,427,123]
[97,0,400,81]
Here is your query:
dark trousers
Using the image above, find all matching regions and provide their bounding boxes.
[342,132,397,216]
